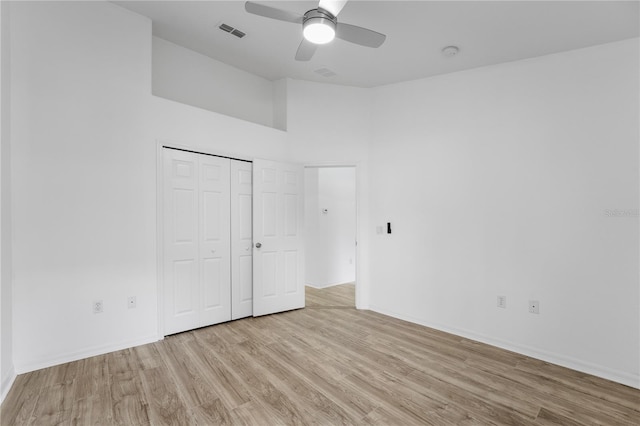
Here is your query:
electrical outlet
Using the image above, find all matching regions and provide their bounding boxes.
[497,296,506,309]
[93,300,103,314]
[127,296,136,309]
[529,300,540,314]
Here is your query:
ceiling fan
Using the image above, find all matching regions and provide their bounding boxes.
[245,0,386,61]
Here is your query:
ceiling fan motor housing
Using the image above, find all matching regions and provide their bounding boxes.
[303,8,337,44]
[304,8,337,23]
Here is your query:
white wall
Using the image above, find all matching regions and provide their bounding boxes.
[305,167,356,288]
[11,0,157,372]
[10,1,288,373]
[285,79,372,307]
[0,0,15,403]
[153,37,275,129]
[151,96,287,162]
[272,78,287,131]
[369,39,640,388]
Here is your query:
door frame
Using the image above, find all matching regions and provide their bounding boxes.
[155,139,253,339]
[303,162,362,309]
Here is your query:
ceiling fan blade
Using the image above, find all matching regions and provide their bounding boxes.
[318,0,348,17]
[295,39,318,61]
[245,1,303,24]
[335,22,386,48]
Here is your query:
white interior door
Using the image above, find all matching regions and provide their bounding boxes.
[163,149,200,334]
[252,159,305,317]
[199,155,231,326]
[163,148,231,335]
[231,160,253,320]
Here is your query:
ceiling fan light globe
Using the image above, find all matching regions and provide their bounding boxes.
[303,18,336,44]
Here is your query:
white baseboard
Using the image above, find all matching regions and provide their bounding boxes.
[0,365,16,404]
[369,305,640,390]
[14,335,160,375]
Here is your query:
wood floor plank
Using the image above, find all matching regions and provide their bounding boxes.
[469,354,640,425]
[2,284,639,426]
[68,393,115,426]
[534,407,586,426]
[263,341,378,421]
[516,357,640,412]
[235,339,360,425]
[188,398,233,425]
[72,354,110,402]
[107,350,150,425]
[48,361,80,388]
[68,354,114,425]
[186,336,253,410]
[132,342,164,371]
[340,371,445,426]
[306,283,355,308]
[0,369,47,425]
[28,381,75,426]
[228,400,288,426]
[404,367,539,425]
[110,395,150,426]
[155,333,221,409]
[199,326,315,425]
[138,366,192,425]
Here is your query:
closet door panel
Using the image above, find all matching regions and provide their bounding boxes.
[163,150,200,335]
[252,159,305,317]
[231,160,253,320]
[199,155,231,326]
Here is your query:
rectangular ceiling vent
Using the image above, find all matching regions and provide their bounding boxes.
[219,23,246,38]
[314,68,337,78]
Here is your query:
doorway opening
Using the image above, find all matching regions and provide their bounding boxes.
[303,166,357,309]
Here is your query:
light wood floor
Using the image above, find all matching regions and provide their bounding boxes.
[1,284,639,425]
[306,283,355,309]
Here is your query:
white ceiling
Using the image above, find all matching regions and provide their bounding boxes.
[113,0,639,88]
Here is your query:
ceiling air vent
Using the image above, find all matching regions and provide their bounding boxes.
[219,23,246,38]
[314,67,337,78]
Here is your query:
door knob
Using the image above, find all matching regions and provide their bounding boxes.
[255,242,262,248]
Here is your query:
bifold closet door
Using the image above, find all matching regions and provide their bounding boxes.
[199,155,232,327]
[163,149,231,335]
[231,160,253,320]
